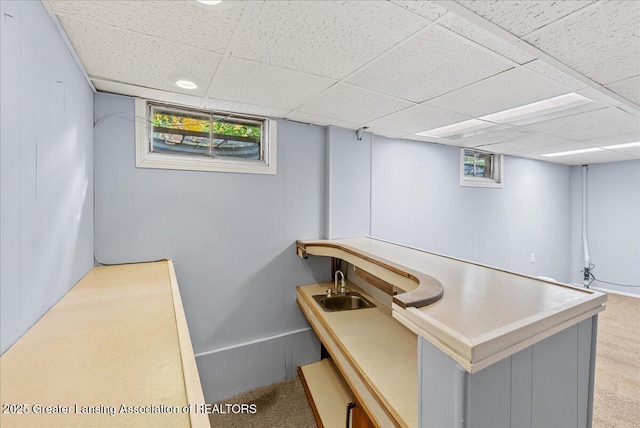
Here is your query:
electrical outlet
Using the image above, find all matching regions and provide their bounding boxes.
[531,253,535,263]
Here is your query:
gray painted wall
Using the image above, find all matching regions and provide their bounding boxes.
[369,136,573,281]
[94,94,329,400]
[0,1,94,354]
[570,161,640,295]
[327,126,371,239]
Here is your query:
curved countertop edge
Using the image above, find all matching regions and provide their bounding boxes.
[296,240,444,308]
[297,237,607,374]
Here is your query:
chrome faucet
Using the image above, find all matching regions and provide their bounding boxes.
[334,270,346,294]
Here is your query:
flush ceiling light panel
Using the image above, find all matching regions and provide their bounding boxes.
[198,0,222,5]
[601,142,640,150]
[415,93,593,140]
[541,147,603,157]
[415,119,500,139]
[479,93,593,126]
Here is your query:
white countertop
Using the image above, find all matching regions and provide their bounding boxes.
[0,261,209,428]
[298,237,606,372]
[297,282,418,427]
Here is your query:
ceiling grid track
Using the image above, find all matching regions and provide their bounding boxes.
[432,0,639,112]
[39,0,639,165]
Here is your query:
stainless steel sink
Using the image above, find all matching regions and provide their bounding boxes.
[312,292,376,312]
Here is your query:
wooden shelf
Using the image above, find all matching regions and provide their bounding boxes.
[298,359,353,428]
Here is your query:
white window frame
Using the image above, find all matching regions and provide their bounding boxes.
[459,148,503,188]
[135,98,277,175]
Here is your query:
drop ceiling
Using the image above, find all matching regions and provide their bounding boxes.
[42,0,640,165]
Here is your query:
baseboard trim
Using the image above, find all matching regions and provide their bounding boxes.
[574,284,640,299]
[589,286,640,299]
[195,327,312,358]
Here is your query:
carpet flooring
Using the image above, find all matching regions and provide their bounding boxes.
[208,377,316,428]
[593,293,640,428]
[209,293,639,428]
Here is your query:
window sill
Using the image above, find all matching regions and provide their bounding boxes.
[459,177,504,188]
[135,151,277,175]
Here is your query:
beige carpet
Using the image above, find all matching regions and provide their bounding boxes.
[593,293,640,428]
[208,377,316,428]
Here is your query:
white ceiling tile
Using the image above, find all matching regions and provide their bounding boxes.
[93,78,291,119]
[365,104,472,134]
[284,112,358,130]
[93,79,205,109]
[202,99,290,119]
[453,126,539,147]
[365,127,409,139]
[49,0,244,54]
[455,1,596,37]
[437,13,536,65]
[524,60,588,91]
[562,151,634,165]
[617,104,640,118]
[493,100,609,129]
[555,118,640,142]
[390,1,448,21]
[583,132,640,148]
[210,57,336,110]
[516,141,594,156]
[575,87,623,106]
[405,134,461,146]
[44,0,640,166]
[482,135,576,152]
[603,147,640,159]
[606,75,640,106]
[58,16,222,97]
[346,25,514,103]
[524,1,640,85]
[522,107,634,134]
[426,67,571,117]
[536,155,572,164]
[475,145,520,155]
[297,84,414,125]
[231,1,428,80]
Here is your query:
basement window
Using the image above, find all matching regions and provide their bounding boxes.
[460,148,503,188]
[135,99,276,174]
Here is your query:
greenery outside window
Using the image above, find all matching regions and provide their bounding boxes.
[135,99,276,174]
[460,148,503,188]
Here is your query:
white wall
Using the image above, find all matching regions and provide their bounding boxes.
[94,94,330,401]
[0,1,94,354]
[330,134,572,281]
[570,161,640,295]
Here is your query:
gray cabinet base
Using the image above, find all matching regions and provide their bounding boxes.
[419,316,598,428]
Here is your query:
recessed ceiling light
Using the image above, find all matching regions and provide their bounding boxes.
[175,80,198,90]
[601,142,640,150]
[541,147,603,157]
[415,119,498,139]
[479,93,592,125]
[198,0,222,5]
